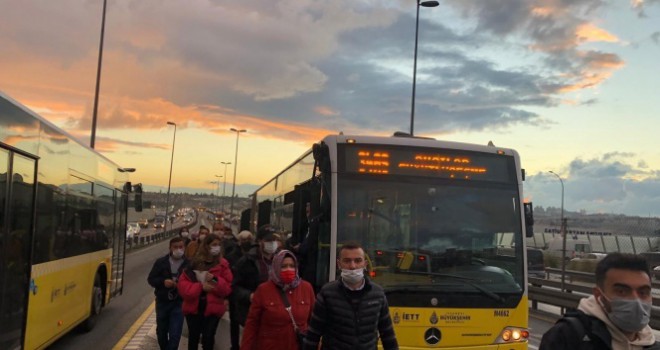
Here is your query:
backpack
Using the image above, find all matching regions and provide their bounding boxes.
[560,310,660,350]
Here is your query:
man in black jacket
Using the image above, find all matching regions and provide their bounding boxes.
[147,237,189,350]
[303,241,398,350]
[229,225,281,350]
[540,253,659,350]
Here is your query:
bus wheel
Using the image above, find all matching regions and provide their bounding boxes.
[80,274,103,332]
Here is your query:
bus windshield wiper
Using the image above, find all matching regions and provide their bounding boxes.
[393,271,505,303]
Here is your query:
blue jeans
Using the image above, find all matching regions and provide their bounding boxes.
[155,300,184,350]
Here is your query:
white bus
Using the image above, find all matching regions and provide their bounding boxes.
[246,134,535,349]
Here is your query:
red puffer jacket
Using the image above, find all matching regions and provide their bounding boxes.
[177,258,233,317]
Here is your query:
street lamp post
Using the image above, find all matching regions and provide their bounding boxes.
[229,128,246,216]
[549,171,566,292]
[409,0,439,136]
[215,175,222,212]
[220,161,231,212]
[90,0,108,149]
[164,121,177,233]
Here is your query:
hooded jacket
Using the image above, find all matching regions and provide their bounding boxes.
[540,295,658,350]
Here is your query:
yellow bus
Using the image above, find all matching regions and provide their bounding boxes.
[0,92,138,349]
[247,134,534,349]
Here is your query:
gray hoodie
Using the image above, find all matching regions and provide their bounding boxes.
[578,295,656,350]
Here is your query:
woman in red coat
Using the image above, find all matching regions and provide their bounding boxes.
[241,249,316,350]
[178,233,232,350]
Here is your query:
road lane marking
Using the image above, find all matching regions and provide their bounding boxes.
[112,301,155,350]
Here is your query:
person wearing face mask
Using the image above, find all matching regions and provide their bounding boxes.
[241,250,315,350]
[179,227,191,247]
[225,229,254,349]
[229,225,282,350]
[178,233,233,350]
[304,241,398,350]
[147,237,189,350]
[185,225,209,259]
[540,253,660,350]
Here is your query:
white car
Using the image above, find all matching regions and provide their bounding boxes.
[126,222,141,239]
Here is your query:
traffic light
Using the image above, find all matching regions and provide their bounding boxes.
[134,183,143,212]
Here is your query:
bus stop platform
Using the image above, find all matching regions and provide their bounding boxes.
[114,302,234,350]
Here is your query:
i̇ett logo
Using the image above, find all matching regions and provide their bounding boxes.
[424,327,441,345]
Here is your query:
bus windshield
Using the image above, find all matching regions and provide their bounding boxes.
[336,175,524,307]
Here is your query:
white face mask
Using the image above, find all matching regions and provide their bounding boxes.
[341,268,364,285]
[263,241,278,254]
[199,234,207,241]
[210,246,221,256]
[171,248,184,259]
[181,231,189,238]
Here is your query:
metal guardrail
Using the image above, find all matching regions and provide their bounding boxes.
[529,270,660,329]
[126,219,197,250]
[544,267,660,290]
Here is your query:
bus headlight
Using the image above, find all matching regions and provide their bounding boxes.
[495,327,529,343]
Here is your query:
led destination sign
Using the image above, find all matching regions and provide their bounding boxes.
[341,144,515,183]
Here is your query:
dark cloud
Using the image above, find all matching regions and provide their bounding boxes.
[525,153,660,215]
[0,0,635,140]
[652,31,660,44]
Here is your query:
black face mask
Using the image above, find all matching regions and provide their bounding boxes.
[240,242,252,251]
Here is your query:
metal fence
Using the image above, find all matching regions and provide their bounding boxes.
[126,220,197,250]
[524,232,660,254]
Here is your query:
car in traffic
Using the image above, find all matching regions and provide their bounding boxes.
[138,218,149,228]
[126,222,141,239]
[153,216,166,229]
[183,214,193,223]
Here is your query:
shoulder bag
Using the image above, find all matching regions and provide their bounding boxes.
[278,288,305,348]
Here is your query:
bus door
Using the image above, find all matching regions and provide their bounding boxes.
[110,191,127,297]
[0,145,37,349]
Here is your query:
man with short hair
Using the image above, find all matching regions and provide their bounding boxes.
[540,253,660,350]
[303,241,398,350]
[147,237,189,350]
[229,225,282,350]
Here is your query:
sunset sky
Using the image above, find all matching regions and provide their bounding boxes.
[1,0,659,216]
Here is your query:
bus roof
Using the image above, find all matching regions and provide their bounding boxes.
[322,134,520,157]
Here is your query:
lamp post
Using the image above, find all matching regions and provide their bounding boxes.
[229,128,246,216]
[221,161,231,212]
[549,170,566,292]
[90,0,108,149]
[215,175,222,212]
[164,121,177,233]
[409,0,439,136]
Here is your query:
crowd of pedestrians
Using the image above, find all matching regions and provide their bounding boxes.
[148,220,398,350]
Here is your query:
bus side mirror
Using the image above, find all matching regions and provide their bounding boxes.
[134,183,143,212]
[524,202,534,237]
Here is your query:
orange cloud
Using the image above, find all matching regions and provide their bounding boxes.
[555,51,624,93]
[91,136,170,153]
[576,23,619,43]
[314,105,340,116]
[531,6,556,17]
